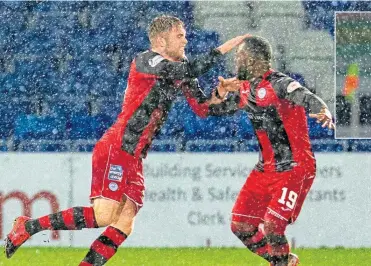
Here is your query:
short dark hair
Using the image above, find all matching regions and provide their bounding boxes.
[148,15,184,42]
[243,36,272,62]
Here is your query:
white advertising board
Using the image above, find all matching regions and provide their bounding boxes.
[1,153,371,248]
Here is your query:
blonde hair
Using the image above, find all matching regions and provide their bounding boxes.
[148,15,184,44]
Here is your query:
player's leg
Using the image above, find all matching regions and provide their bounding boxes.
[80,196,137,266]
[80,146,144,266]
[230,170,271,262]
[263,211,290,266]
[264,168,315,266]
[4,141,125,258]
[4,197,122,259]
[25,198,121,236]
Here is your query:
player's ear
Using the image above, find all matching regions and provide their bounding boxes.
[157,34,167,48]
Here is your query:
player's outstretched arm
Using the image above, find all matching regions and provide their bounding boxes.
[280,80,335,130]
[181,76,242,118]
[286,86,334,129]
[138,35,249,80]
[207,76,242,117]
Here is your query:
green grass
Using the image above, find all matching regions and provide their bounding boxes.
[1,247,371,266]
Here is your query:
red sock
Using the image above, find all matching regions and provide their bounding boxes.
[264,213,289,266]
[231,223,270,262]
[25,207,98,236]
[80,226,127,266]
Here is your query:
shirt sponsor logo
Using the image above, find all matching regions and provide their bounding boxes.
[267,207,288,221]
[108,165,123,182]
[257,88,267,99]
[287,81,302,93]
[109,182,119,192]
[149,55,165,67]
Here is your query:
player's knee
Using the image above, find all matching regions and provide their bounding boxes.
[118,221,134,236]
[95,212,118,227]
[110,197,137,236]
[92,199,121,227]
[230,221,258,242]
[111,215,135,236]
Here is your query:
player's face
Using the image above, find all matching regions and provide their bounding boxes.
[235,44,254,80]
[235,44,247,70]
[164,25,188,61]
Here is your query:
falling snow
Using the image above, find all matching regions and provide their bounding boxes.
[0,1,371,151]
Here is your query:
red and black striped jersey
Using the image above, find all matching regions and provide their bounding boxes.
[99,49,222,159]
[209,69,326,172]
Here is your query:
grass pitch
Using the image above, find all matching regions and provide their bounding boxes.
[0,247,370,266]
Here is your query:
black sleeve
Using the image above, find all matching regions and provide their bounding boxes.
[286,87,328,113]
[208,92,241,116]
[182,78,209,103]
[271,75,328,113]
[182,79,241,117]
[181,79,210,118]
[135,49,223,80]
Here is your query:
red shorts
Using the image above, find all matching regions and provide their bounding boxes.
[232,166,315,224]
[90,140,144,210]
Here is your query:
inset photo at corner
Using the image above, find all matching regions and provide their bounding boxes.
[336,12,371,138]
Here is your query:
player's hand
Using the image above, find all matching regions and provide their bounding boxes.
[218,76,241,92]
[309,108,335,130]
[209,77,242,105]
[216,34,251,55]
[208,90,224,105]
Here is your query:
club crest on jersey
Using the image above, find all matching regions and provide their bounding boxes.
[257,88,267,99]
[149,55,164,67]
[109,182,118,192]
[108,165,123,182]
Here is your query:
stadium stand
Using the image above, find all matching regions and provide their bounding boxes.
[0,1,370,153]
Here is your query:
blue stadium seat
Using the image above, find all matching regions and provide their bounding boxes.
[311,140,345,152]
[95,114,115,137]
[238,139,259,152]
[146,1,193,25]
[157,100,187,139]
[32,2,52,12]
[14,114,66,141]
[68,115,100,140]
[187,29,220,55]
[0,138,8,151]
[302,1,371,35]
[19,142,69,152]
[184,113,239,141]
[150,139,181,152]
[74,143,95,152]
[126,29,150,53]
[18,33,59,55]
[0,10,25,32]
[198,63,228,92]
[50,99,90,118]
[0,0,235,152]
[348,140,371,152]
[236,112,255,139]
[0,73,27,97]
[308,117,334,139]
[0,100,29,138]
